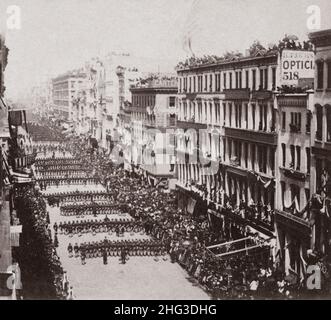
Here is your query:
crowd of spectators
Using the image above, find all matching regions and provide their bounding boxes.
[14,185,72,299]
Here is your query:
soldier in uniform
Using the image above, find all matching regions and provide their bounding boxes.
[67,243,73,258]
[120,247,127,264]
[74,243,79,257]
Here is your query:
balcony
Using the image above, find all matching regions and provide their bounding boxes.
[224,89,250,100]
[177,120,207,130]
[207,205,275,237]
[252,90,273,100]
[289,123,301,133]
[224,127,277,145]
[280,167,308,181]
[275,209,310,236]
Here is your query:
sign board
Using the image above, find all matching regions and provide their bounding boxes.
[280,50,314,86]
[0,99,10,138]
[10,225,22,247]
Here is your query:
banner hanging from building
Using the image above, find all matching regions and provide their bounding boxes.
[280,50,314,87]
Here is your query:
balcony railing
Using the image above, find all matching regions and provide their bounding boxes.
[224,126,277,145]
[280,167,308,181]
[275,209,310,235]
[177,120,207,130]
[224,89,250,100]
[252,90,273,100]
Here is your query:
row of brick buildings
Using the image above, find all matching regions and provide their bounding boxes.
[0,34,35,299]
[173,30,331,279]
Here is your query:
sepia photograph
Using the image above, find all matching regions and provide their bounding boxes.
[1,0,331,305]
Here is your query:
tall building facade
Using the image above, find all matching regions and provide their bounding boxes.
[52,70,86,122]
[274,91,314,278]
[175,44,317,277]
[309,29,331,260]
[176,51,279,235]
[128,76,177,187]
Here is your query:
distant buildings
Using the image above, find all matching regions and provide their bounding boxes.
[52,70,86,122]
[127,76,177,187]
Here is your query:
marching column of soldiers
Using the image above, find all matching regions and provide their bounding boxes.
[55,217,142,236]
[67,238,167,265]
[39,139,170,267]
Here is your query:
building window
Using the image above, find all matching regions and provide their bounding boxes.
[306,111,311,133]
[245,70,249,89]
[228,139,232,159]
[270,147,275,175]
[252,69,256,91]
[296,146,301,171]
[281,181,286,210]
[169,96,176,108]
[223,137,226,162]
[290,112,301,133]
[223,73,227,89]
[209,74,213,92]
[251,144,255,169]
[328,61,331,89]
[229,73,233,89]
[245,103,248,129]
[282,111,286,130]
[327,106,331,142]
[316,105,323,140]
[282,143,286,167]
[290,145,295,168]
[305,188,310,204]
[204,74,208,91]
[272,67,276,90]
[239,71,242,89]
[290,184,300,205]
[264,68,268,89]
[306,147,310,174]
[252,104,256,130]
[244,143,248,168]
[179,78,182,93]
[317,61,324,89]
[223,103,226,126]
[235,71,242,89]
[259,69,264,90]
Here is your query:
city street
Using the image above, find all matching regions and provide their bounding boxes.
[1,0,331,301]
[46,183,209,300]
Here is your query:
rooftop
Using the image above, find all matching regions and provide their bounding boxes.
[52,69,86,82]
[309,28,331,46]
[176,37,314,71]
[131,74,177,90]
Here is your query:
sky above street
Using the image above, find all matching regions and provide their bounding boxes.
[1,0,331,100]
